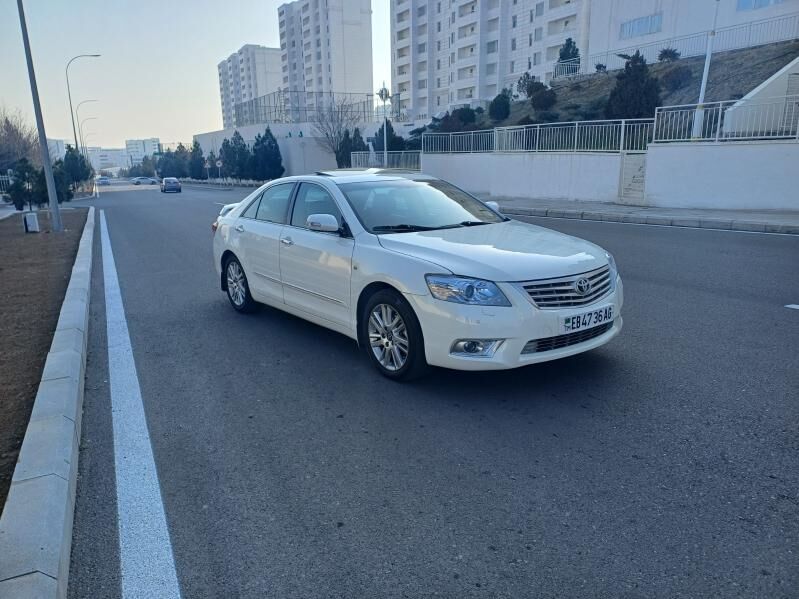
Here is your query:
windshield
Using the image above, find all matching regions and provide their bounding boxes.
[337,179,505,233]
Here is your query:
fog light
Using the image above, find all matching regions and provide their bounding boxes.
[450,339,503,358]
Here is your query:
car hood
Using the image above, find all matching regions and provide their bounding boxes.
[377,220,607,281]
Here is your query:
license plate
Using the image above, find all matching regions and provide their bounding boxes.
[564,306,613,333]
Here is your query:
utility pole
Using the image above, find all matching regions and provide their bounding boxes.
[377,83,391,168]
[17,0,62,232]
[692,0,721,138]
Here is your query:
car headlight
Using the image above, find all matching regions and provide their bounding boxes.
[425,275,511,307]
[606,252,618,290]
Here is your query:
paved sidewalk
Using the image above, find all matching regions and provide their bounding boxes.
[487,196,799,234]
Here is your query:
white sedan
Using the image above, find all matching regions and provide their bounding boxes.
[212,171,623,380]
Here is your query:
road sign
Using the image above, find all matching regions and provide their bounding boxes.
[215,160,223,168]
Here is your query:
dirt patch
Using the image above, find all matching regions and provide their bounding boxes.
[0,208,88,513]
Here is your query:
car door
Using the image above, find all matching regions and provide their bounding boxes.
[236,182,295,305]
[280,182,355,328]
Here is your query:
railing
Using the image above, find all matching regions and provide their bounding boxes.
[0,175,11,196]
[422,130,495,153]
[422,119,654,154]
[653,94,799,143]
[553,12,799,79]
[350,151,421,170]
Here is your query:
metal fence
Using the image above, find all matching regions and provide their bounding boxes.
[350,151,421,170]
[553,12,799,79]
[422,118,654,154]
[653,94,799,143]
[0,175,11,195]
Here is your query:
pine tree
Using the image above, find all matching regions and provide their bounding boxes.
[559,38,580,62]
[604,51,661,119]
[189,141,205,179]
[373,120,405,151]
[262,127,284,180]
[351,128,368,153]
[336,129,353,168]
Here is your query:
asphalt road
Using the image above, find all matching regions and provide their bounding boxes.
[69,181,799,598]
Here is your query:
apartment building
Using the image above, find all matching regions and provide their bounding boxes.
[87,147,129,171]
[125,138,161,165]
[47,138,66,162]
[391,0,798,122]
[218,45,283,129]
[278,0,374,107]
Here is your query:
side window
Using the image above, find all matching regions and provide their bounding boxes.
[241,193,262,219]
[290,183,342,229]
[255,183,294,224]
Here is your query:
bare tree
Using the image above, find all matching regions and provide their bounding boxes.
[311,95,365,166]
[0,106,39,172]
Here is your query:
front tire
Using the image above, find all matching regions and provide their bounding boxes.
[224,256,257,313]
[360,289,428,381]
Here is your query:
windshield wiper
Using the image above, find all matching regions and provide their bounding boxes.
[372,224,437,232]
[434,220,492,230]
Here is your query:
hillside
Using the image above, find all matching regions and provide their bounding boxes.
[483,40,799,127]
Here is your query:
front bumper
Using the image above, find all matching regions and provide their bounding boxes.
[406,277,624,371]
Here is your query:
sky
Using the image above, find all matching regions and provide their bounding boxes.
[0,0,391,148]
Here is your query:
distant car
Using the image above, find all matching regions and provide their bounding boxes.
[96,176,110,186]
[131,177,157,185]
[160,177,181,193]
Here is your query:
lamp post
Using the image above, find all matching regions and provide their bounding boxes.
[692,0,721,138]
[66,54,100,151]
[79,116,98,156]
[16,0,62,232]
[376,83,391,168]
[76,100,97,152]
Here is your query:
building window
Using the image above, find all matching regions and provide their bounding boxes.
[533,51,541,66]
[437,40,441,50]
[437,21,441,32]
[529,33,533,46]
[418,42,426,53]
[486,40,498,53]
[486,62,497,75]
[620,13,663,39]
[417,5,426,17]
[530,9,534,22]
[511,38,517,50]
[737,0,784,9]
[509,60,515,73]
[536,2,544,17]
[512,15,517,28]
[534,27,542,41]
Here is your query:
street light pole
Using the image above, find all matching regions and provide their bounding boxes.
[377,83,391,168]
[692,0,721,138]
[66,53,101,151]
[79,116,98,156]
[16,0,62,232]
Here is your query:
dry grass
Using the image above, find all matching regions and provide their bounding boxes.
[0,208,87,512]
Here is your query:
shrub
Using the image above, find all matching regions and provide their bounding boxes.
[536,110,560,122]
[474,106,485,115]
[451,106,476,124]
[563,103,582,111]
[589,97,607,112]
[488,91,511,121]
[530,88,557,111]
[660,65,692,92]
[595,63,607,73]
[605,51,661,119]
[658,47,681,63]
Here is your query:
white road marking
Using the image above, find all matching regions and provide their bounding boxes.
[100,211,182,599]
[786,304,799,310]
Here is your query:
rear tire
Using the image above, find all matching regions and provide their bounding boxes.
[359,289,428,381]
[224,256,257,313]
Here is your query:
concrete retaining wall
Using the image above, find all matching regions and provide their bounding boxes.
[645,141,799,210]
[421,152,623,202]
[0,208,95,599]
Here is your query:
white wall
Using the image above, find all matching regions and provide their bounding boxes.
[422,151,623,201]
[645,141,799,210]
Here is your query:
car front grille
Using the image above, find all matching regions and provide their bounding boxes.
[518,265,612,309]
[521,321,614,354]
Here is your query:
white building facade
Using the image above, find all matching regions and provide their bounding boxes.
[392,0,798,122]
[47,139,66,163]
[125,138,161,165]
[278,0,374,99]
[87,147,129,171]
[218,45,283,129]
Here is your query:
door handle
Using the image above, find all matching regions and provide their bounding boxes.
[235,224,245,232]
[280,237,293,246]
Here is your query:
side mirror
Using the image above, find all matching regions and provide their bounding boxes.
[306,213,340,233]
[485,201,501,214]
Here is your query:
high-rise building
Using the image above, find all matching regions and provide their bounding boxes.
[278,0,374,101]
[218,45,283,129]
[125,138,161,165]
[391,0,798,122]
[46,139,67,163]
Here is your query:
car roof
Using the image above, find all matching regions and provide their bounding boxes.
[275,169,438,185]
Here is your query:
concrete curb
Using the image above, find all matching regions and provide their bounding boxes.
[0,207,95,599]
[499,206,799,235]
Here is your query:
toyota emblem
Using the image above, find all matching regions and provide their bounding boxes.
[574,277,592,295]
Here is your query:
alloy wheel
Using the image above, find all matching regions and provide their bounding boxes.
[368,303,409,372]
[226,261,246,307]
